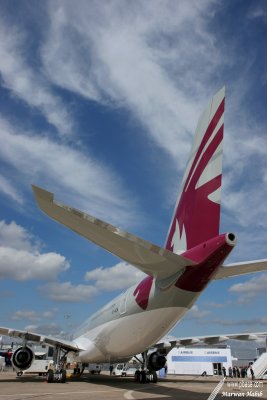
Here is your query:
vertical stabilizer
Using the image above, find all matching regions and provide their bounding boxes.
[165,87,225,253]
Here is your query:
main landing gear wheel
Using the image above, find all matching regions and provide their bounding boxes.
[47,369,54,383]
[140,370,147,383]
[46,369,67,383]
[151,371,157,383]
[137,350,160,384]
[60,369,67,383]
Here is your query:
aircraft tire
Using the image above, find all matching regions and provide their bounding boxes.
[134,370,140,382]
[151,371,157,383]
[61,369,67,383]
[47,369,54,383]
[140,370,147,383]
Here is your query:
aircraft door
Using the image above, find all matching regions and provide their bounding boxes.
[119,290,128,315]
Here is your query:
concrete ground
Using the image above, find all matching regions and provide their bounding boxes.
[0,370,266,400]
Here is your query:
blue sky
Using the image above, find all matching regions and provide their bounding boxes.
[0,0,267,343]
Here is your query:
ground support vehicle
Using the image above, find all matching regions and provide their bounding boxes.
[16,359,51,377]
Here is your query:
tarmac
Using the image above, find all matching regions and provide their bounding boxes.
[0,370,266,400]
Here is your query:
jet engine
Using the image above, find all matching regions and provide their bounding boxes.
[147,351,166,371]
[12,346,34,371]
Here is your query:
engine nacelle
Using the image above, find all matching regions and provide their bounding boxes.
[12,346,34,371]
[147,351,166,372]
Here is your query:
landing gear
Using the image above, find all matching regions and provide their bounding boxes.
[140,369,147,383]
[61,369,67,383]
[47,369,54,383]
[46,346,68,384]
[138,370,157,383]
[151,371,157,383]
[46,368,67,383]
[135,351,158,384]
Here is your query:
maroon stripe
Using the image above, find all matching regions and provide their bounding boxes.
[189,124,224,190]
[184,98,224,191]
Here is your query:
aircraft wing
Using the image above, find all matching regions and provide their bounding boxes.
[213,260,267,280]
[153,331,267,352]
[175,331,267,345]
[0,327,81,352]
[32,186,194,280]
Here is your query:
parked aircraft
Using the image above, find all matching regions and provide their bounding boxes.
[1,87,267,383]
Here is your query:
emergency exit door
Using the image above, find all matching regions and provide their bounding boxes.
[119,290,128,315]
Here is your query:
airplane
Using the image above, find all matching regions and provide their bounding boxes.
[1,87,267,383]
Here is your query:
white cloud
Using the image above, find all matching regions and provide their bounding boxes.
[0,175,23,204]
[205,317,267,327]
[38,0,267,235]
[203,301,225,309]
[41,0,219,165]
[221,124,267,230]
[24,323,62,336]
[0,247,69,281]
[84,261,145,291]
[184,305,211,319]
[1,1,266,237]
[0,220,69,281]
[0,220,38,252]
[0,19,73,136]
[39,281,98,302]
[0,116,138,227]
[229,274,267,304]
[11,309,57,322]
[247,5,267,21]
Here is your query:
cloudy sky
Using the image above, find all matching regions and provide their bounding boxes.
[0,0,266,342]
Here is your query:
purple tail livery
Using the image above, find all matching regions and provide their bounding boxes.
[165,87,225,253]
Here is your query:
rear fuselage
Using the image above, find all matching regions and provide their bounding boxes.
[73,233,235,363]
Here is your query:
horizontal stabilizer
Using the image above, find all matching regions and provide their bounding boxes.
[0,326,80,352]
[213,259,267,280]
[32,186,193,280]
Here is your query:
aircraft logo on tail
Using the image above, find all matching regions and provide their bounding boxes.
[134,88,226,308]
[165,88,225,254]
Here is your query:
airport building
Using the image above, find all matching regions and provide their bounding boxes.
[167,346,232,376]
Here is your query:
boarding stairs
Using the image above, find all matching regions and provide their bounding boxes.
[247,352,267,379]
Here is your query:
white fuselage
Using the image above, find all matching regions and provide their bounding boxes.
[72,278,198,363]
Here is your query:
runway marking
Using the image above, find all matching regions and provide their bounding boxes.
[0,388,125,397]
[207,378,225,400]
[124,387,169,399]
[124,391,134,399]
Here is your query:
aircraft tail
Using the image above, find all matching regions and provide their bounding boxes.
[165,87,225,254]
